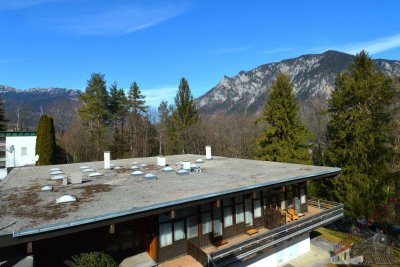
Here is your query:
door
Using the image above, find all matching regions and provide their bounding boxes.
[143,216,157,261]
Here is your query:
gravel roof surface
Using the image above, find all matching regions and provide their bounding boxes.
[0,154,340,235]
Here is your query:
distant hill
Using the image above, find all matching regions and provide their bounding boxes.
[196,50,400,114]
[0,85,81,130]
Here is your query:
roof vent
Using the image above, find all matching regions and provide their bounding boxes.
[56,195,77,204]
[88,172,103,177]
[195,159,204,164]
[131,165,139,170]
[162,166,174,172]
[144,173,157,180]
[80,166,90,169]
[50,170,64,175]
[104,151,111,170]
[140,163,147,168]
[157,156,166,166]
[49,168,61,172]
[182,161,191,170]
[132,170,144,176]
[41,185,53,191]
[206,145,212,160]
[51,174,64,180]
[83,168,95,172]
[114,166,123,170]
[176,169,189,175]
[132,162,138,165]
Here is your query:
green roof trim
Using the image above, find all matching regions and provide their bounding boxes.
[0,131,37,137]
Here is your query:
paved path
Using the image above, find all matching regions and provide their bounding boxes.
[281,241,331,267]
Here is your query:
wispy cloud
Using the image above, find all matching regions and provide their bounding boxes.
[0,0,60,10]
[142,86,177,107]
[205,46,251,56]
[49,3,188,36]
[342,34,400,55]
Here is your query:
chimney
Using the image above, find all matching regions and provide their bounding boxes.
[157,156,166,166]
[206,145,212,160]
[104,151,111,170]
[182,161,191,170]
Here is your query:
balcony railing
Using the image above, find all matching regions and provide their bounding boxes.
[195,199,344,267]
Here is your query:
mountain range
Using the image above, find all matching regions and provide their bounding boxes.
[1,50,400,129]
[196,50,400,114]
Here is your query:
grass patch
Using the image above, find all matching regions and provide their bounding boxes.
[313,227,362,245]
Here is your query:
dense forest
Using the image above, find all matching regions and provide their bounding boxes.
[1,51,400,221]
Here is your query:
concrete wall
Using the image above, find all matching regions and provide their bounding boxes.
[6,136,37,167]
[240,233,310,267]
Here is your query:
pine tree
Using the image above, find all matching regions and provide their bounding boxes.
[253,73,311,164]
[170,78,199,154]
[128,81,147,157]
[323,51,398,219]
[36,114,56,165]
[109,82,128,158]
[0,98,7,131]
[78,73,110,160]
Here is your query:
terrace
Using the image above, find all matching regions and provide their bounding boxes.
[187,199,344,267]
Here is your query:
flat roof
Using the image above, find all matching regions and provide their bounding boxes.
[0,131,36,137]
[0,154,340,237]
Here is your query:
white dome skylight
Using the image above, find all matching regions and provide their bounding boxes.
[56,195,77,204]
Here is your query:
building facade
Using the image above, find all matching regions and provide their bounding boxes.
[0,155,343,266]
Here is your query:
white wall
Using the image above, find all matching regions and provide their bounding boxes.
[6,136,37,167]
[237,233,310,267]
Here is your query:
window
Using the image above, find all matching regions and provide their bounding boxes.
[254,199,262,218]
[202,212,212,234]
[245,198,253,226]
[159,223,173,247]
[174,220,185,241]
[213,206,222,237]
[186,216,198,239]
[223,207,233,227]
[235,204,244,223]
[300,187,306,204]
[21,147,27,156]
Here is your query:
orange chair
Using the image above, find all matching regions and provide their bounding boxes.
[287,208,299,220]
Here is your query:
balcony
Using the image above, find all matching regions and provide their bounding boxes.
[188,199,344,267]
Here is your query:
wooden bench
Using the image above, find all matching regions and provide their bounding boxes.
[246,228,259,236]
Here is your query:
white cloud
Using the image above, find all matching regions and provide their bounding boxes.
[0,0,60,10]
[49,3,188,35]
[142,86,177,108]
[343,34,400,55]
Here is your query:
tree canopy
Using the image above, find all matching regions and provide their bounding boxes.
[0,98,7,131]
[323,51,398,218]
[35,114,56,165]
[253,73,311,164]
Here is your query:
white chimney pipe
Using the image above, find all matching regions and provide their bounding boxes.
[206,145,212,160]
[104,151,111,170]
[157,156,166,166]
[182,161,191,170]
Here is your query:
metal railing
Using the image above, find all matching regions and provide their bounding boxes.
[210,200,344,266]
[187,240,217,267]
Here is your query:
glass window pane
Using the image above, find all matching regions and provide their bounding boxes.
[223,207,233,227]
[245,198,253,226]
[235,196,243,204]
[213,207,222,237]
[254,200,262,218]
[223,198,231,206]
[159,213,170,223]
[174,220,185,241]
[201,204,211,212]
[235,204,244,223]
[202,212,212,234]
[159,223,173,247]
[186,216,198,239]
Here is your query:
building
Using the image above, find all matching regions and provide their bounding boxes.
[0,131,37,180]
[0,154,343,266]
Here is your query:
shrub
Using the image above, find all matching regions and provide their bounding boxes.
[72,251,117,267]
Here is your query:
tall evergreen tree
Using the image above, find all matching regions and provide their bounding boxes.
[36,114,56,165]
[0,98,7,131]
[323,51,398,219]
[78,73,110,160]
[157,101,171,155]
[170,78,199,154]
[109,82,128,158]
[128,81,147,157]
[253,74,311,164]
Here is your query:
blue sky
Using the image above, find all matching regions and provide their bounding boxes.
[1,0,400,107]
